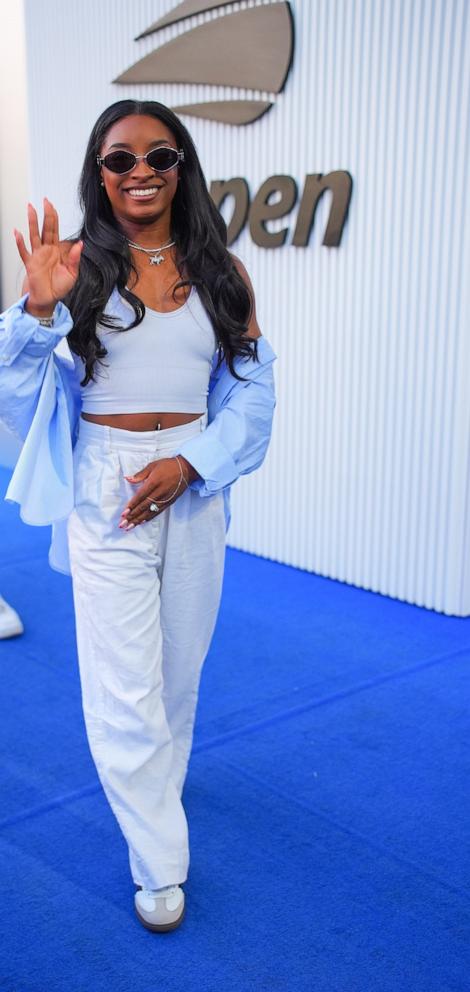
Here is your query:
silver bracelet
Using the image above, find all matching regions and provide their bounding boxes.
[36,302,58,326]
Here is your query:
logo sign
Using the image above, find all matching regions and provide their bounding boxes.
[115,0,294,124]
[114,1,353,247]
[210,172,353,249]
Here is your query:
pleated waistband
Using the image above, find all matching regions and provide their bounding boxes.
[75,410,208,453]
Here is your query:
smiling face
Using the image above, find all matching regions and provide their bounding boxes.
[98,113,181,230]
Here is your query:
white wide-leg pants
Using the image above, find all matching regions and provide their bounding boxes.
[67,411,226,890]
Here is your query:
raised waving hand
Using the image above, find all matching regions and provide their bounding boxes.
[14,198,83,317]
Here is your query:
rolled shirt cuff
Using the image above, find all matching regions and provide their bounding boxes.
[0,294,73,365]
[175,433,239,495]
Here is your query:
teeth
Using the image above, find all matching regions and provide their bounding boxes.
[126,188,160,197]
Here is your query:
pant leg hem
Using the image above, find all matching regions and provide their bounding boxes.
[132,857,189,890]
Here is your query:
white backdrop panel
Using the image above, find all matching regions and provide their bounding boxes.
[21,0,470,614]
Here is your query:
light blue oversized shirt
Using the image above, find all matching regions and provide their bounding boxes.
[0,291,277,575]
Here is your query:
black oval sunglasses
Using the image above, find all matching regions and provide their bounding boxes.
[97,146,185,175]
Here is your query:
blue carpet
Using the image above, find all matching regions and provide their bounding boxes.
[0,463,469,992]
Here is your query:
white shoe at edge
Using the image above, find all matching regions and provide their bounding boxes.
[134,884,185,932]
[0,596,24,639]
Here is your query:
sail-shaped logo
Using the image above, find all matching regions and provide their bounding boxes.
[113,1,294,125]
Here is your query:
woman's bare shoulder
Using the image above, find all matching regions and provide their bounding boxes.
[229,252,262,339]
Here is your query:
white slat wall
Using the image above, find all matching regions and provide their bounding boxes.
[22,0,470,615]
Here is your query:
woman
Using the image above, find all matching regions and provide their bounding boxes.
[0,99,276,932]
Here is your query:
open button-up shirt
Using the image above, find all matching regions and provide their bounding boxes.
[0,291,277,575]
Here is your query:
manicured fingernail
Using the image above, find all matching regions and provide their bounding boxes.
[125,523,135,530]
[121,508,130,516]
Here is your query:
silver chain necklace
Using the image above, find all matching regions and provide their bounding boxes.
[127,238,175,266]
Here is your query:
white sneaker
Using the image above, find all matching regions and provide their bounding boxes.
[0,596,24,639]
[134,884,185,932]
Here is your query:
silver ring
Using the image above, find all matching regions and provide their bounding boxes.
[148,502,159,513]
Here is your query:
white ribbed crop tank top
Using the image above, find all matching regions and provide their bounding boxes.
[72,285,219,414]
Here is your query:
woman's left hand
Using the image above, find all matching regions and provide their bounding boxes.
[119,456,189,529]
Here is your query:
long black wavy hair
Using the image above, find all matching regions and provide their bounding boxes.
[65,99,259,386]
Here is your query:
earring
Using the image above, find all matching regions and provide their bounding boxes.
[100,179,104,187]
